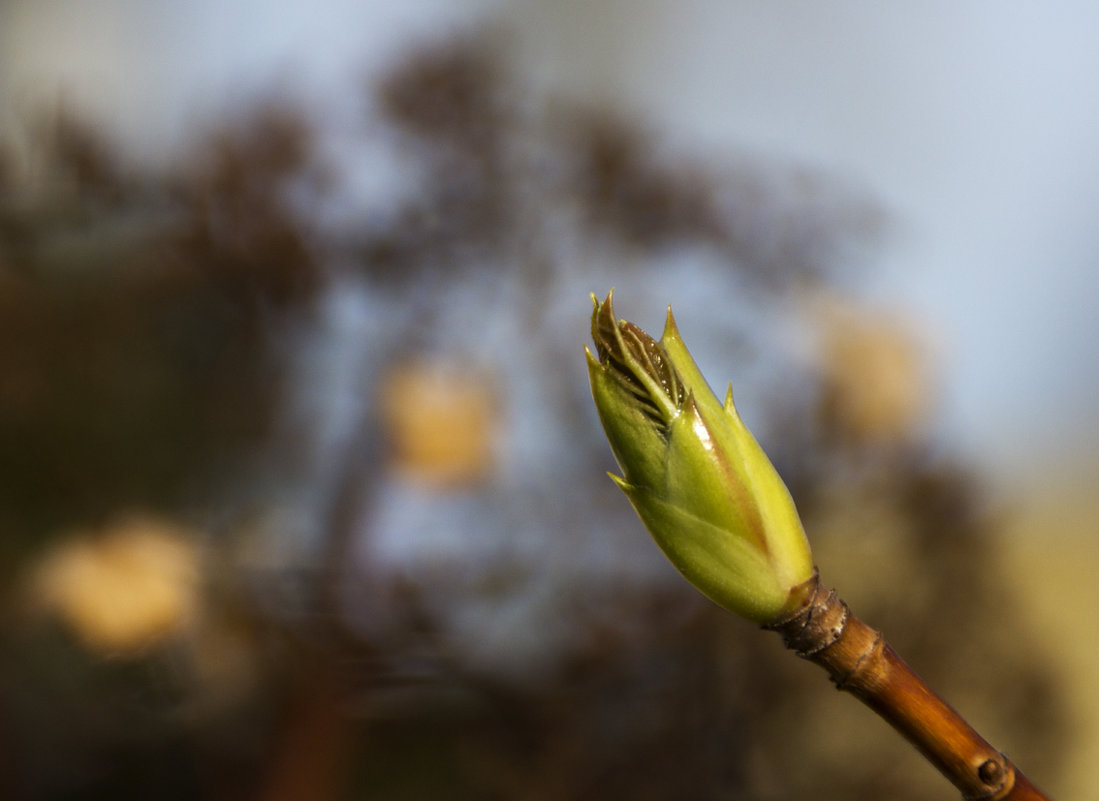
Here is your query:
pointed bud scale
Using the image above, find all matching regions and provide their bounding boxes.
[586,291,815,624]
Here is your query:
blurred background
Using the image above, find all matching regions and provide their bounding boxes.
[0,2,1095,799]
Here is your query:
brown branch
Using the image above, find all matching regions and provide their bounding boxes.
[765,573,1052,801]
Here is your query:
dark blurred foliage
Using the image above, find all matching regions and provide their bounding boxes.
[0,35,1068,801]
[0,105,322,577]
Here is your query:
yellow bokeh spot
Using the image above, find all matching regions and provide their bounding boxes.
[379,360,499,488]
[809,295,933,443]
[30,514,200,655]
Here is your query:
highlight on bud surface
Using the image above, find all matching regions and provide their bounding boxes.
[586,291,815,624]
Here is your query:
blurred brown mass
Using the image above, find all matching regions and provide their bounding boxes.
[574,114,725,248]
[176,105,323,309]
[378,38,508,150]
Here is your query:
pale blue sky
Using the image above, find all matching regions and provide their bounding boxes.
[506,2,1099,495]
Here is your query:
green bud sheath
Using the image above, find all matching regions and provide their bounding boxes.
[586,291,815,624]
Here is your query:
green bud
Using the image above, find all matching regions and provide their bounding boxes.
[586,291,815,624]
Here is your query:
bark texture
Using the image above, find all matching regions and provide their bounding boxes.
[766,574,1051,801]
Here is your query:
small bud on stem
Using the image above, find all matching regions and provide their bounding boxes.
[586,292,1051,800]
